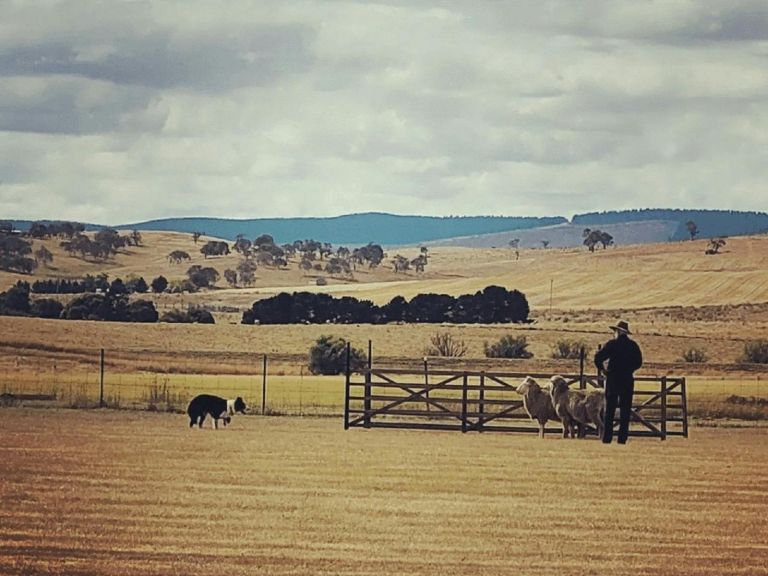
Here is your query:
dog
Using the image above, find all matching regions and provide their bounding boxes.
[187,394,247,429]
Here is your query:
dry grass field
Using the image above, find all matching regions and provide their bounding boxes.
[1,409,767,576]
[1,230,767,417]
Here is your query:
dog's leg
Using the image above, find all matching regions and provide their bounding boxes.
[198,414,206,428]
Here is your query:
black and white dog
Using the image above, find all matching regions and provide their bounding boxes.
[187,394,247,429]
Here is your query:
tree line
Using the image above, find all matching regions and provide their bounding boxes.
[241,285,530,325]
[0,281,213,324]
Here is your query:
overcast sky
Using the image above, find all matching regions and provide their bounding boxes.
[1,1,767,225]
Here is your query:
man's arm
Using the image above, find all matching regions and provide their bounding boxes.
[633,341,643,371]
[594,341,611,372]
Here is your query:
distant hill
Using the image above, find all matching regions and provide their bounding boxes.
[423,220,681,249]
[112,213,566,246]
[572,209,768,241]
[7,208,767,247]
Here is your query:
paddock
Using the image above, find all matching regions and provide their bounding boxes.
[1,409,766,576]
[345,367,688,439]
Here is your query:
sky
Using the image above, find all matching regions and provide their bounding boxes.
[1,0,767,225]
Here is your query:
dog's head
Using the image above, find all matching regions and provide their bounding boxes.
[233,396,247,414]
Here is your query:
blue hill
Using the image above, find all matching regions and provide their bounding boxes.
[114,213,566,245]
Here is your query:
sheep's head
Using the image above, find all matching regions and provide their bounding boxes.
[550,375,569,395]
[516,376,538,395]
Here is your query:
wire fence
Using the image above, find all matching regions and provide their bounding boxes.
[0,346,766,421]
[0,347,345,416]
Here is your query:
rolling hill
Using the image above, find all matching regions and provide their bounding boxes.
[4,230,768,311]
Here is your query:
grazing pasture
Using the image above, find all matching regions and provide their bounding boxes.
[1,409,766,576]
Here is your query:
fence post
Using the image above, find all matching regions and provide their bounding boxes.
[478,372,486,432]
[363,343,371,428]
[660,376,668,441]
[261,354,267,416]
[423,357,430,414]
[461,373,468,433]
[99,348,105,408]
[344,342,351,430]
[579,347,586,389]
[681,377,689,438]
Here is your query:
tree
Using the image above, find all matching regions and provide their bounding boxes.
[168,250,191,264]
[192,231,203,244]
[308,335,366,375]
[34,245,54,267]
[598,231,614,249]
[236,259,257,285]
[131,277,149,294]
[392,254,410,273]
[411,254,428,273]
[541,240,550,249]
[686,220,699,240]
[151,276,169,293]
[130,229,142,246]
[93,228,125,256]
[705,237,726,255]
[325,257,351,276]
[233,235,252,256]
[0,232,36,274]
[224,269,238,287]
[200,241,230,258]
[187,265,219,289]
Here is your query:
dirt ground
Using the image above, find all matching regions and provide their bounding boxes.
[1,409,766,575]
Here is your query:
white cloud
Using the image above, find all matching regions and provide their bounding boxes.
[0,0,767,224]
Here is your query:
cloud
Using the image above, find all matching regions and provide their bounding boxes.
[0,1,767,224]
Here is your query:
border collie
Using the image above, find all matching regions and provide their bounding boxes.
[187,394,247,429]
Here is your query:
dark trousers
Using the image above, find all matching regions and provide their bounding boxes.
[603,379,635,444]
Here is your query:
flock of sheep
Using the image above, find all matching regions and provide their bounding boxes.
[516,375,605,439]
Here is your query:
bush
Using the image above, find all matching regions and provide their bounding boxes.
[30,298,64,319]
[424,332,467,357]
[681,347,708,363]
[484,335,533,359]
[551,339,589,360]
[308,335,366,375]
[741,340,768,364]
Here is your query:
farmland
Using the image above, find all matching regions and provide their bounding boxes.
[1,409,767,576]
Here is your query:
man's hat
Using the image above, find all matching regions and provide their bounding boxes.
[609,320,631,334]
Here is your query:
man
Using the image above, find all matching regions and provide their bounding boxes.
[594,320,643,444]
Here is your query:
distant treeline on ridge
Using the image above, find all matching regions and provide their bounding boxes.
[572,209,768,241]
[241,285,530,325]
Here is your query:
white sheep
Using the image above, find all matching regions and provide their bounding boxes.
[549,375,605,439]
[515,376,559,438]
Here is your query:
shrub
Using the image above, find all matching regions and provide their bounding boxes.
[308,335,366,375]
[424,332,467,357]
[741,340,768,364]
[681,347,708,363]
[551,339,589,360]
[30,298,64,319]
[484,335,533,359]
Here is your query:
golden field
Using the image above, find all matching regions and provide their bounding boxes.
[2,231,768,575]
[1,230,768,416]
[1,409,767,576]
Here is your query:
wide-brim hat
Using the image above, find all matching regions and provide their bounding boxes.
[610,320,631,334]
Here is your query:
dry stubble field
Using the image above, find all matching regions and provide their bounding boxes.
[1,409,767,576]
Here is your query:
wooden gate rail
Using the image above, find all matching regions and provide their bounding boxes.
[344,368,688,440]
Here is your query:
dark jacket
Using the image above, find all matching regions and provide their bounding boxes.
[594,334,643,384]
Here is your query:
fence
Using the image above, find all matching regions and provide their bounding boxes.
[344,367,688,440]
[0,346,344,416]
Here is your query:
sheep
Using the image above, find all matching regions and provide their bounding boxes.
[515,376,559,438]
[549,375,581,438]
[549,375,606,439]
